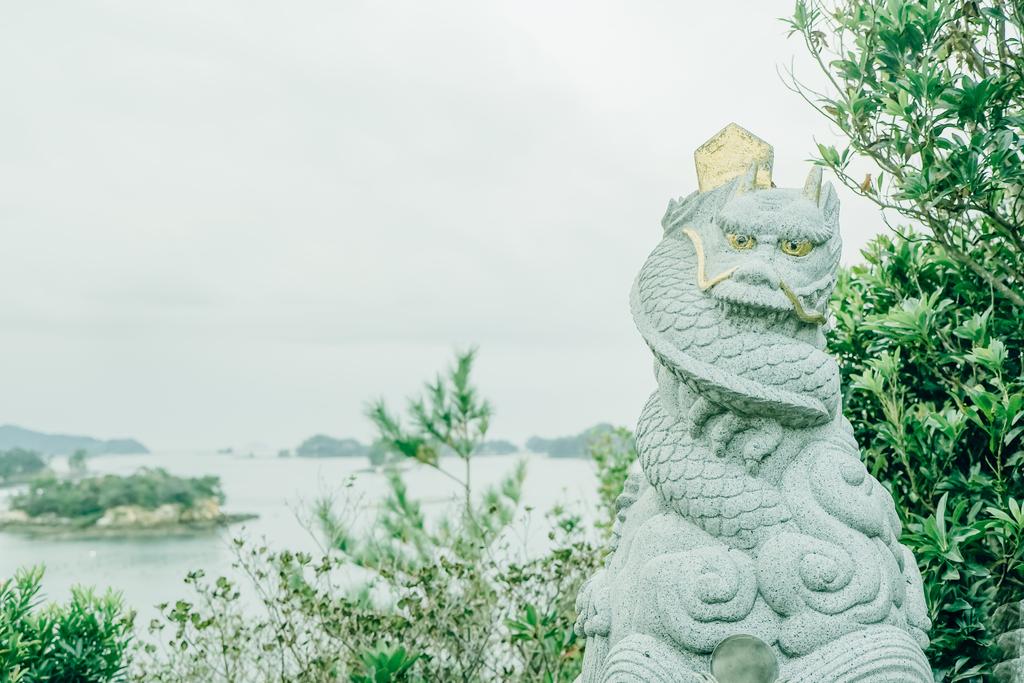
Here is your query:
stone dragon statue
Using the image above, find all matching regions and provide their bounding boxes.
[574,125,933,682]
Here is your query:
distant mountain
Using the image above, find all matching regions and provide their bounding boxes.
[526,424,615,458]
[296,435,519,460]
[295,435,368,458]
[0,425,149,456]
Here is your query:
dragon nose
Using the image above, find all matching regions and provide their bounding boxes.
[732,263,780,288]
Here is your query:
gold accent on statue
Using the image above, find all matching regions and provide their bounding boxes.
[685,226,827,325]
[727,233,757,250]
[780,239,813,257]
[694,123,774,192]
[683,228,736,290]
[780,281,826,325]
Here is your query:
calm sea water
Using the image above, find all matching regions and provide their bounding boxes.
[0,451,598,619]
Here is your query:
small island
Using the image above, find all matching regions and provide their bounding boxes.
[526,423,617,458]
[296,434,521,460]
[0,468,255,538]
[473,439,518,455]
[296,434,368,458]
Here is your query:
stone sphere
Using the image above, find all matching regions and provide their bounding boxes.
[709,634,779,683]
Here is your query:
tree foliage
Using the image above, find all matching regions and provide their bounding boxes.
[68,450,88,476]
[0,449,47,485]
[786,0,1024,306]
[365,348,492,521]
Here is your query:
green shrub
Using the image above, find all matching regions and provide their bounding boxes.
[11,469,224,521]
[348,645,421,683]
[0,566,134,683]
[829,233,1024,680]
[584,427,636,534]
[133,510,598,682]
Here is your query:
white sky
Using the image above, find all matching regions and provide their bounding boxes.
[0,1,884,451]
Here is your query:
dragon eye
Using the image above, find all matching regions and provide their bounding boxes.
[726,233,756,250]
[781,239,813,257]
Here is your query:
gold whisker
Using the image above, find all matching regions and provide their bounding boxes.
[683,227,736,291]
[684,226,826,325]
[779,281,826,325]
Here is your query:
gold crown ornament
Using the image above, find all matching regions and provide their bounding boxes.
[694,123,774,192]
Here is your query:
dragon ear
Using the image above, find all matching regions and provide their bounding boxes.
[727,162,759,201]
[820,179,842,263]
[819,180,839,217]
[803,166,823,203]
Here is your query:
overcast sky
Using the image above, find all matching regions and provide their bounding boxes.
[0,1,884,451]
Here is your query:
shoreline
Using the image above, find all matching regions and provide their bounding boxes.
[0,512,258,539]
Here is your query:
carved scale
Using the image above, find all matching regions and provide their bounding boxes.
[574,125,933,683]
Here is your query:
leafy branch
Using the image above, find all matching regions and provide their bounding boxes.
[784,0,1024,306]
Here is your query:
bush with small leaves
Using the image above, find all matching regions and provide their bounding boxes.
[133,512,599,682]
[134,350,602,682]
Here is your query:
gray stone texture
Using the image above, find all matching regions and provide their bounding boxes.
[574,139,933,682]
[994,601,1024,682]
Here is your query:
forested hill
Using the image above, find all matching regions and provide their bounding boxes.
[0,425,149,456]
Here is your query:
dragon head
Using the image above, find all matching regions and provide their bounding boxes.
[631,127,843,426]
[671,163,841,328]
